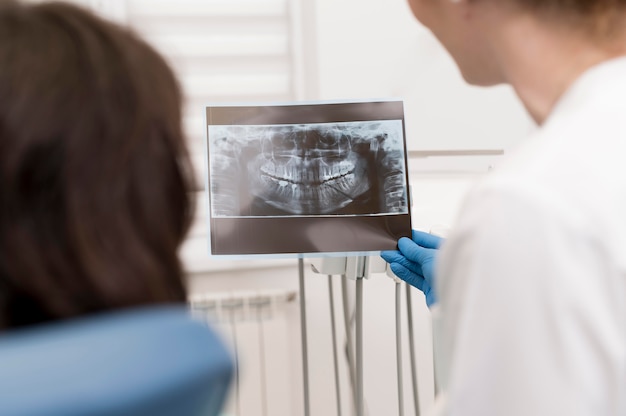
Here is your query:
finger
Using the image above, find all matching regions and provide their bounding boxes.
[390,262,427,292]
[411,229,443,249]
[380,250,401,264]
[398,237,437,266]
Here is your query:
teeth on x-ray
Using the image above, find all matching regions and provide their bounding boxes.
[248,124,370,214]
[209,120,408,216]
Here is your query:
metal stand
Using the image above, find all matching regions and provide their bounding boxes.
[298,258,311,416]
[308,255,424,416]
[309,256,386,416]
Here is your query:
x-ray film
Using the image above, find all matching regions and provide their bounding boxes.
[205,100,412,256]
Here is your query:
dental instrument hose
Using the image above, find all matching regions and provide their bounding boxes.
[356,276,364,416]
[406,284,420,416]
[396,281,405,416]
[329,275,343,416]
[341,275,358,412]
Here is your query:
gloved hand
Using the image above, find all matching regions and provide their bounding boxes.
[381,230,443,307]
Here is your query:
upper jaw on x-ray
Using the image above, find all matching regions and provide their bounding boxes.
[209,120,408,217]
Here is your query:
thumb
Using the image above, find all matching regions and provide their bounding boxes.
[397,237,436,265]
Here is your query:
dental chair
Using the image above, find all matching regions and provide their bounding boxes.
[0,306,233,416]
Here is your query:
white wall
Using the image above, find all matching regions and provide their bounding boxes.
[311,0,535,152]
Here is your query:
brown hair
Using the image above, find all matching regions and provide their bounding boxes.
[516,0,626,13]
[511,0,626,36]
[0,1,195,328]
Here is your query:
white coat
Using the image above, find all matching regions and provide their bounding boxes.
[432,57,626,415]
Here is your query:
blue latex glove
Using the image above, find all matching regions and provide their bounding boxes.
[381,230,443,307]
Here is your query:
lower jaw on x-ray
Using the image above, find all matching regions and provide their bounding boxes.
[209,120,408,218]
[247,139,370,215]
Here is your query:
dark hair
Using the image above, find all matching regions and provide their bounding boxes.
[0,1,195,328]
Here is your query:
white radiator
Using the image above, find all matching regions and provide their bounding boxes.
[190,290,298,416]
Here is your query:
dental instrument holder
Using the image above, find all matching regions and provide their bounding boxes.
[310,257,421,416]
[309,255,387,416]
[310,255,387,280]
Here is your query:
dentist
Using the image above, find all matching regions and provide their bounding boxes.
[382,0,626,414]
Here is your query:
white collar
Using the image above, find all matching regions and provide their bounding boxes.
[548,55,626,122]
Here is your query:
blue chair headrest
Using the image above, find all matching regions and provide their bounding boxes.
[0,306,233,416]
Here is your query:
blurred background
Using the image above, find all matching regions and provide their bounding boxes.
[29,0,534,415]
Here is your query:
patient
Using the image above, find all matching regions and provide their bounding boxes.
[0,0,195,329]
